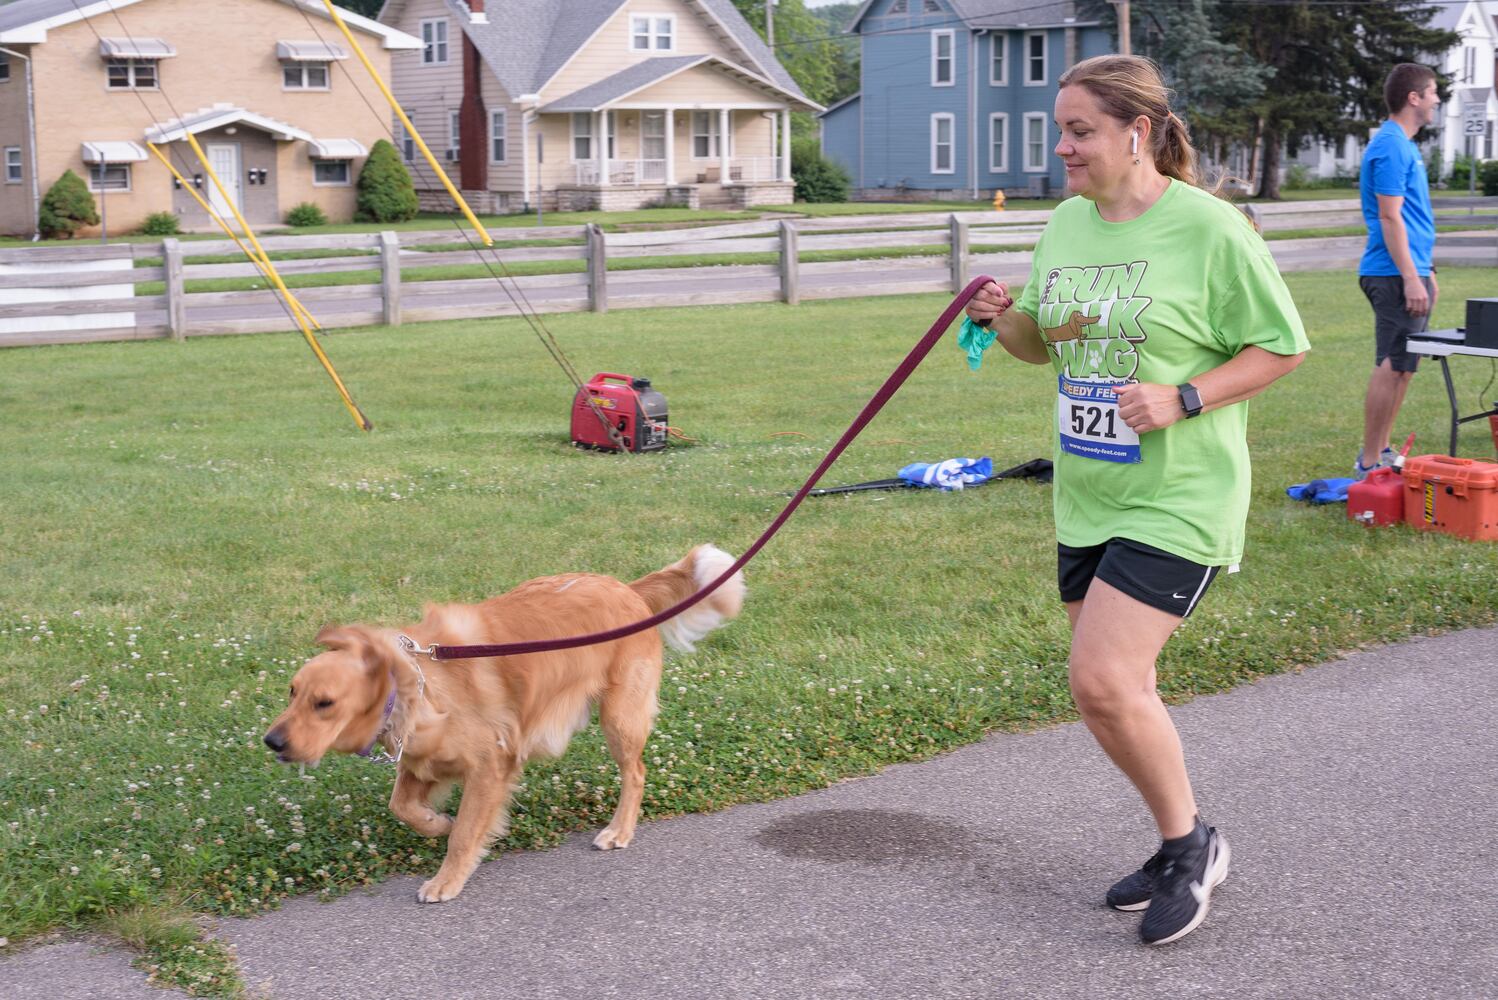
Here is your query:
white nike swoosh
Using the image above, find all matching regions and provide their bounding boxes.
[1172,592,1190,600]
[1190,880,1208,905]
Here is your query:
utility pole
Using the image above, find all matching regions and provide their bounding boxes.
[1112,0,1131,55]
[766,0,775,49]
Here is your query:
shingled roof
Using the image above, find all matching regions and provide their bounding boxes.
[379,0,808,101]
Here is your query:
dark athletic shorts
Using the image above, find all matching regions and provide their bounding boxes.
[1058,538,1222,618]
[1359,274,1433,373]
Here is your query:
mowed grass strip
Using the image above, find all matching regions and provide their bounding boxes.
[2,270,1496,950]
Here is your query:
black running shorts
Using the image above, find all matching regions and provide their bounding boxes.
[1058,537,1222,618]
[1359,274,1432,373]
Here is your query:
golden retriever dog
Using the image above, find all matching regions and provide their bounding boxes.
[263,544,744,903]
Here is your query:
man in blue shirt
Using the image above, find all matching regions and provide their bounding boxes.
[1356,63,1440,479]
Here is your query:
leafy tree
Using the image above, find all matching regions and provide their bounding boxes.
[791,136,850,202]
[38,169,99,239]
[1092,0,1459,199]
[355,139,420,222]
[336,0,383,16]
[730,0,848,107]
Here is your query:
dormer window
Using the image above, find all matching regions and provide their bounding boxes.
[630,15,674,52]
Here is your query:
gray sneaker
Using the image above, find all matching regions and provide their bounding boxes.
[1353,447,1398,481]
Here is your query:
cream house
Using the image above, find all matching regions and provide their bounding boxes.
[377,0,822,212]
[0,0,420,236]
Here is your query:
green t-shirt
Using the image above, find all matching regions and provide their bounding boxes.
[1011,180,1310,565]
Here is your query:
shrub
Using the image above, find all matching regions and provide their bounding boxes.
[1282,163,1313,190]
[140,211,181,236]
[790,138,851,203]
[1449,153,1474,190]
[1480,160,1498,197]
[286,201,328,227]
[354,140,419,223]
[38,169,100,239]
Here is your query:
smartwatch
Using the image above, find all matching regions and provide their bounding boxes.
[1178,382,1203,418]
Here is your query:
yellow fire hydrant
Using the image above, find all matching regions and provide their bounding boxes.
[992,189,1006,211]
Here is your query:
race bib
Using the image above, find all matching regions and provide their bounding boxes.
[1057,375,1141,463]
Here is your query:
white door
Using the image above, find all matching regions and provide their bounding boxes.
[205,143,242,218]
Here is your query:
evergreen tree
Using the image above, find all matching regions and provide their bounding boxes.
[1093,0,1459,198]
[38,170,99,239]
[355,139,420,222]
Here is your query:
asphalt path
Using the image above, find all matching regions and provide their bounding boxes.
[4,626,1495,999]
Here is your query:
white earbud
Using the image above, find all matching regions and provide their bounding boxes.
[1131,130,1140,164]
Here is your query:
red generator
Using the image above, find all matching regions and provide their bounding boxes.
[570,373,669,453]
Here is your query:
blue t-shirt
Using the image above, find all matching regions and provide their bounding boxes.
[1358,120,1434,276]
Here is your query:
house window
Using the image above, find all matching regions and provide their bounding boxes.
[0,52,9,83]
[990,33,1007,85]
[421,18,449,64]
[490,109,507,162]
[691,111,723,158]
[283,62,330,90]
[106,58,157,90]
[988,113,1008,172]
[572,113,594,160]
[931,113,954,174]
[88,163,131,191]
[396,122,414,162]
[630,15,675,52]
[890,0,908,12]
[449,110,461,160]
[5,147,21,183]
[1025,32,1046,85]
[312,159,350,185]
[923,0,941,10]
[1024,113,1046,171]
[932,31,954,86]
[1463,46,1476,83]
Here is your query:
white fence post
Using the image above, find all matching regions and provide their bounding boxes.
[949,214,969,293]
[379,231,402,327]
[162,238,186,341]
[588,223,608,313]
[779,220,799,305]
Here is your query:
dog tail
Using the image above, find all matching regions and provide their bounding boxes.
[629,544,745,653]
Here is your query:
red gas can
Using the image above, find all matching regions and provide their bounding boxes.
[1347,467,1404,527]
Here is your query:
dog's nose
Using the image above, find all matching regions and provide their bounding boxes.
[263,729,287,753]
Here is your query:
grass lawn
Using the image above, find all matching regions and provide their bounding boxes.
[3,270,1498,990]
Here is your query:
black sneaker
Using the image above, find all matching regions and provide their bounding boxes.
[1139,825,1231,945]
[1106,849,1166,911]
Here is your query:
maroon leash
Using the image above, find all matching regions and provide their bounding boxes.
[411,275,996,662]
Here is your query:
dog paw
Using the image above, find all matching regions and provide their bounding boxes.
[592,826,633,851]
[416,873,467,903]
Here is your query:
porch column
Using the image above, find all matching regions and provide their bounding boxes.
[780,109,792,182]
[719,107,731,185]
[664,109,676,185]
[596,110,609,187]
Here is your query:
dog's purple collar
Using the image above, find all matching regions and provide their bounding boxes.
[356,683,398,758]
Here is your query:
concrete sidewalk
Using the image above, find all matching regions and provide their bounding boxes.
[5,627,1495,999]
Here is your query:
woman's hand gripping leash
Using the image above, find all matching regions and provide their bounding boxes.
[965,280,1015,329]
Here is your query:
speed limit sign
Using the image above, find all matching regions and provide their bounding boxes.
[1464,104,1488,136]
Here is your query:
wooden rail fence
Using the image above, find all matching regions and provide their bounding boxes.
[0,197,1493,349]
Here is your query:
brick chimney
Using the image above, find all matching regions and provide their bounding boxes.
[468,0,487,22]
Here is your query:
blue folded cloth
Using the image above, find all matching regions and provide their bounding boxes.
[1286,477,1355,504]
[899,456,994,491]
[957,316,997,371]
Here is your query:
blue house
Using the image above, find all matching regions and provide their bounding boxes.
[820,0,1113,200]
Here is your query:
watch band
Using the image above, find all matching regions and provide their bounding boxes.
[1178,382,1203,418]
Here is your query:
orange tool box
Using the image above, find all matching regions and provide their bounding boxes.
[1402,455,1498,542]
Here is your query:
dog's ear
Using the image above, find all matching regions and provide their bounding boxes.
[315,625,362,651]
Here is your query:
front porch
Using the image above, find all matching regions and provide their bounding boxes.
[534,57,813,212]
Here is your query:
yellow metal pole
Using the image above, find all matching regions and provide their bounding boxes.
[145,142,323,333]
[186,132,372,431]
[318,0,493,246]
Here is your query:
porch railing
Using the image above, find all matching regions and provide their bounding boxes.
[727,157,787,183]
[573,159,669,186]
